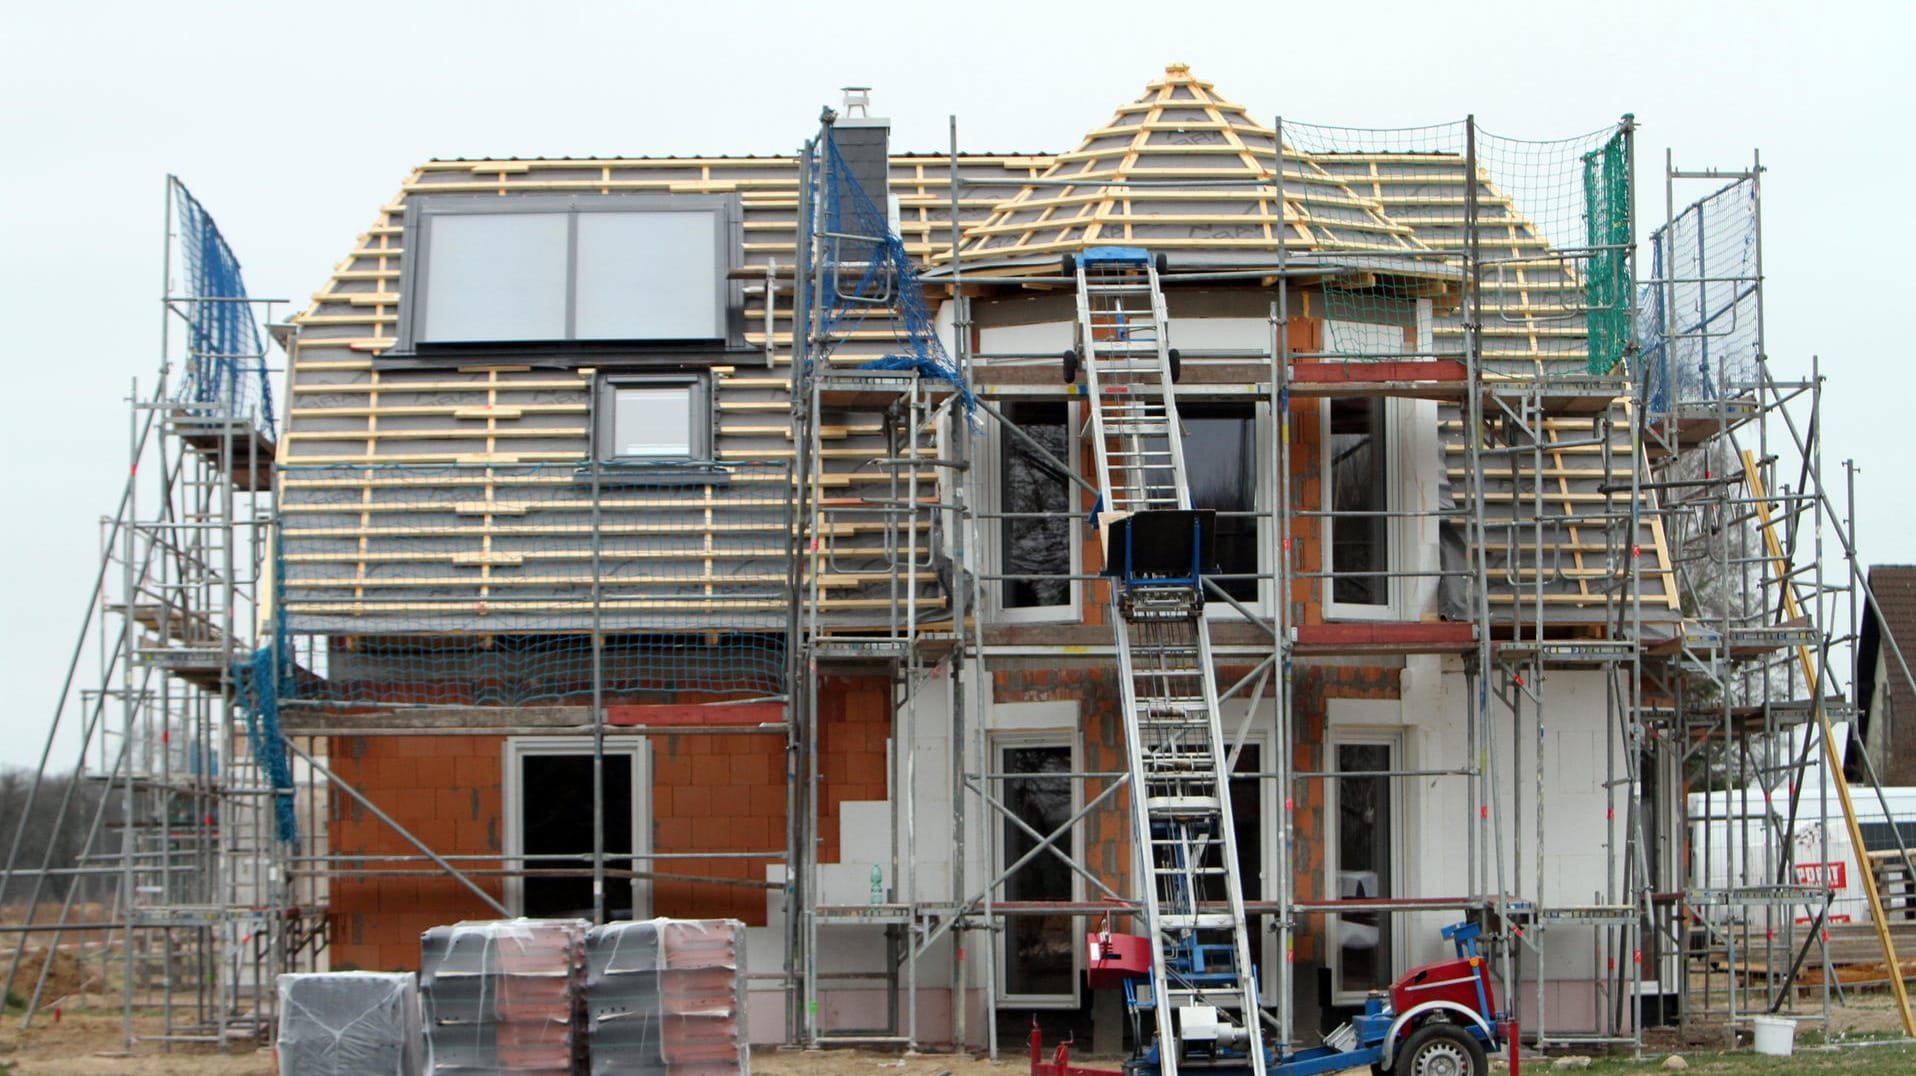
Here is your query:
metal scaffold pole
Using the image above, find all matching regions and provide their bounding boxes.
[0,176,297,1051]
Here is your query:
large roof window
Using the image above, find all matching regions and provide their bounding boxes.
[396,193,737,355]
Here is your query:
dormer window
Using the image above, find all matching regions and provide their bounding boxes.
[395,193,740,359]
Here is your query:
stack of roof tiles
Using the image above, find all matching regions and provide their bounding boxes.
[583,919,749,1075]
[277,971,423,1075]
[420,918,590,1074]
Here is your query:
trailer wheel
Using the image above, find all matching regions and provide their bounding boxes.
[1062,348,1080,383]
[1393,1022,1486,1076]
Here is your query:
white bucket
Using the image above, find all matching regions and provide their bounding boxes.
[1751,1015,1796,1057]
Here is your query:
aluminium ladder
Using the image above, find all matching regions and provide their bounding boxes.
[1074,248,1268,1073]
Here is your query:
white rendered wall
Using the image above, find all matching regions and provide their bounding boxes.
[1368,660,1631,1033]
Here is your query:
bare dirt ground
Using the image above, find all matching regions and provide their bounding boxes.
[0,1009,275,1075]
[1,988,1910,1074]
[1,950,100,1011]
[751,1047,1025,1074]
[749,1046,1361,1075]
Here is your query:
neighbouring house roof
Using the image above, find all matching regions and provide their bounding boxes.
[1861,566,1916,717]
[1858,565,1916,783]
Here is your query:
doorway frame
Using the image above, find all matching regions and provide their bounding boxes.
[501,736,652,920]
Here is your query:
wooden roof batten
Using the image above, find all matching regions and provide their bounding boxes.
[932,63,1451,287]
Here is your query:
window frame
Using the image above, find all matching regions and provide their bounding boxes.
[988,400,1081,622]
[1326,729,1406,1003]
[1176,399,1272,620]
[1322,395,1402,620]
[594,371,714,465]
[393,192,743,361]
[991,730,1083,1009]
[501,736,652,920]
[1214,720,1277,1006]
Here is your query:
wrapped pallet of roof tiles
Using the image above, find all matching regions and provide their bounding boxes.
[277,971,423,1075]
[583,918,749,1075]
[420,918,590,1074]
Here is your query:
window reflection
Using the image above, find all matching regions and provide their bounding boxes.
[1002,744,1075,998]
[1146,403,1258,602]
[1330,398,1388,606]
[1002,402,1072,609]
[1336,742,1393,994]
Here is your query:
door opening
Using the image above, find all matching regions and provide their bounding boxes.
[518,751,635,920]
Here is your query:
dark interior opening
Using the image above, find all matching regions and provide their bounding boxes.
[521,752,634,920]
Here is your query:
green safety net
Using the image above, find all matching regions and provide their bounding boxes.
[1582,130,1632,374]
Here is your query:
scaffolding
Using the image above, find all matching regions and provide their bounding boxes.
[841,99,1914,1064]
[0,177,307,1049]
[958,111,1644,1057]
[1641,156,1916,1038]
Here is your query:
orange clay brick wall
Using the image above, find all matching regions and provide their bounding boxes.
[650,674,891,923]
[990,660,1399,962]
[326,676,892,971]
[328,734,508,971]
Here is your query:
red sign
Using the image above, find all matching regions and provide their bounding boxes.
[1793,861,1848,890]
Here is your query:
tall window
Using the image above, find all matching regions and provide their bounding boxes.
[998,739,1078,1005]
[1328,398,1390,610]
[999,402,1074,613]
[1332,739,1397,999]
[1199,740,1269,996]
[1180,403,1259,603]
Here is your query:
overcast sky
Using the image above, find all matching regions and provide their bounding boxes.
[1,0,1911,771]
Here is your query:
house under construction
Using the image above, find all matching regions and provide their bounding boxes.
[6,65,1915,1061]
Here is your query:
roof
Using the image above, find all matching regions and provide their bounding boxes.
[1863,565,1916,699]
[939,64,1430,274]
[275,68,1659,631]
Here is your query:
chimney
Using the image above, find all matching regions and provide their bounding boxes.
[830,85,893,233]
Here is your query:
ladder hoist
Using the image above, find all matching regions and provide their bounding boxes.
[1046,248,1501,1076]
[1073,246,1266,1074]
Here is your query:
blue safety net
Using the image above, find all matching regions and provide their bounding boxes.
[238,644,300,842]
[172,178,276,435]
[811,133,973,415]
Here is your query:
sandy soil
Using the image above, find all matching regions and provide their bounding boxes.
[750,1046,1356,1074]
[752,1047,1025,1074]
[2,949,103,1009]
[2,993,1909,1074]
[0,1009,274,1075]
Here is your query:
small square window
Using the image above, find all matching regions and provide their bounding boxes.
[597,375,711,463]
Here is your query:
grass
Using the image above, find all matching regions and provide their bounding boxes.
[1578,1037,1916,1074]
